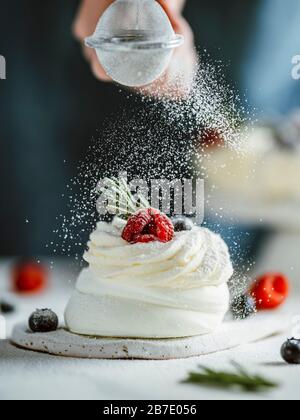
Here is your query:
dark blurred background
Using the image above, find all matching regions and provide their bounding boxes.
[0,0,299,257]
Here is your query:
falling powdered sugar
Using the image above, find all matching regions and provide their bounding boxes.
[49,51,256,294]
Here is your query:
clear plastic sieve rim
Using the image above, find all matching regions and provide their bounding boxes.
[85,33,184,52]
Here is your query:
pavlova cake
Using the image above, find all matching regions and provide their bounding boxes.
[65,182,233,338]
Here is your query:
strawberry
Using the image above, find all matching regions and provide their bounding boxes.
[250,273,289,310]
[122,208,174,244]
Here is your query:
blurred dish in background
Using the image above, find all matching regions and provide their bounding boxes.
[202,110,300,230]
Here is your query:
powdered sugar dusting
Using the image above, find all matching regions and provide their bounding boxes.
[48,52,256,294]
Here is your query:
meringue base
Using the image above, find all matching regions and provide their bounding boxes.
[64,288,229,339]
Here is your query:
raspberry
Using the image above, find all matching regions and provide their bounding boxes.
[132,234,157,243]
[152,212,174,242]
[122,208,174,244]
[250,273,289,310]
[121,209,152,242]
[13,261,47,294]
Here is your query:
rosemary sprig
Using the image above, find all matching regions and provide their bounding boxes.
[183,362,278,393]
[99,177,150,218]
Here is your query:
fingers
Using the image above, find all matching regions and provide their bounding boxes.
[175,14,195,46]
[156,0,179,30]
[73,0,113,40]
[73,0,113,82]
[81,45,111,82]
[90,50,112,82]
[138,12,197,99]
[73,0,196,89]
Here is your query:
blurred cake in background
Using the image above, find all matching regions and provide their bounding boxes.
[203,110,300,204]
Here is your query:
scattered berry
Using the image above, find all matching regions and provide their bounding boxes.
[13,261,47,294]
[172,217,194,232]
[281,338,300,365]
[230,294,256,320]
[29,309,59,333]
[201,129,224,149]
[250,273,289,310]
[122,208,174,244]
[0,301,15,314]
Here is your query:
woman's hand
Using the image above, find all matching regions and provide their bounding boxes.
[73,0,197,96]
[73,0,112,82]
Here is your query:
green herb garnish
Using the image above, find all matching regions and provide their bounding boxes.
[98,176,150,219]
[183,362,278,393]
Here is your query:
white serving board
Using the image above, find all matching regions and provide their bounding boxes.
[11,312,290,360]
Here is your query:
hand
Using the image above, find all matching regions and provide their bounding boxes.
[73,0,197,97]
[73,0,112,82]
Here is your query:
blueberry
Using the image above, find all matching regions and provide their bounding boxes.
[29,309,59,333]
[281,338,300,365]
[0,301,15,314]
[172,217,194,232]
[230,294,256,320]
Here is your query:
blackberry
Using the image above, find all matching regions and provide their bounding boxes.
[0,301,15,314]
[230,294,256,320]
[172,217,194,232]
[281,338,300,365]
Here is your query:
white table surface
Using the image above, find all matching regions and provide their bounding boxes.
[0,234,300,401]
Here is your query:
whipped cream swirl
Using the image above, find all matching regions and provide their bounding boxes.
[83,219,232,290]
